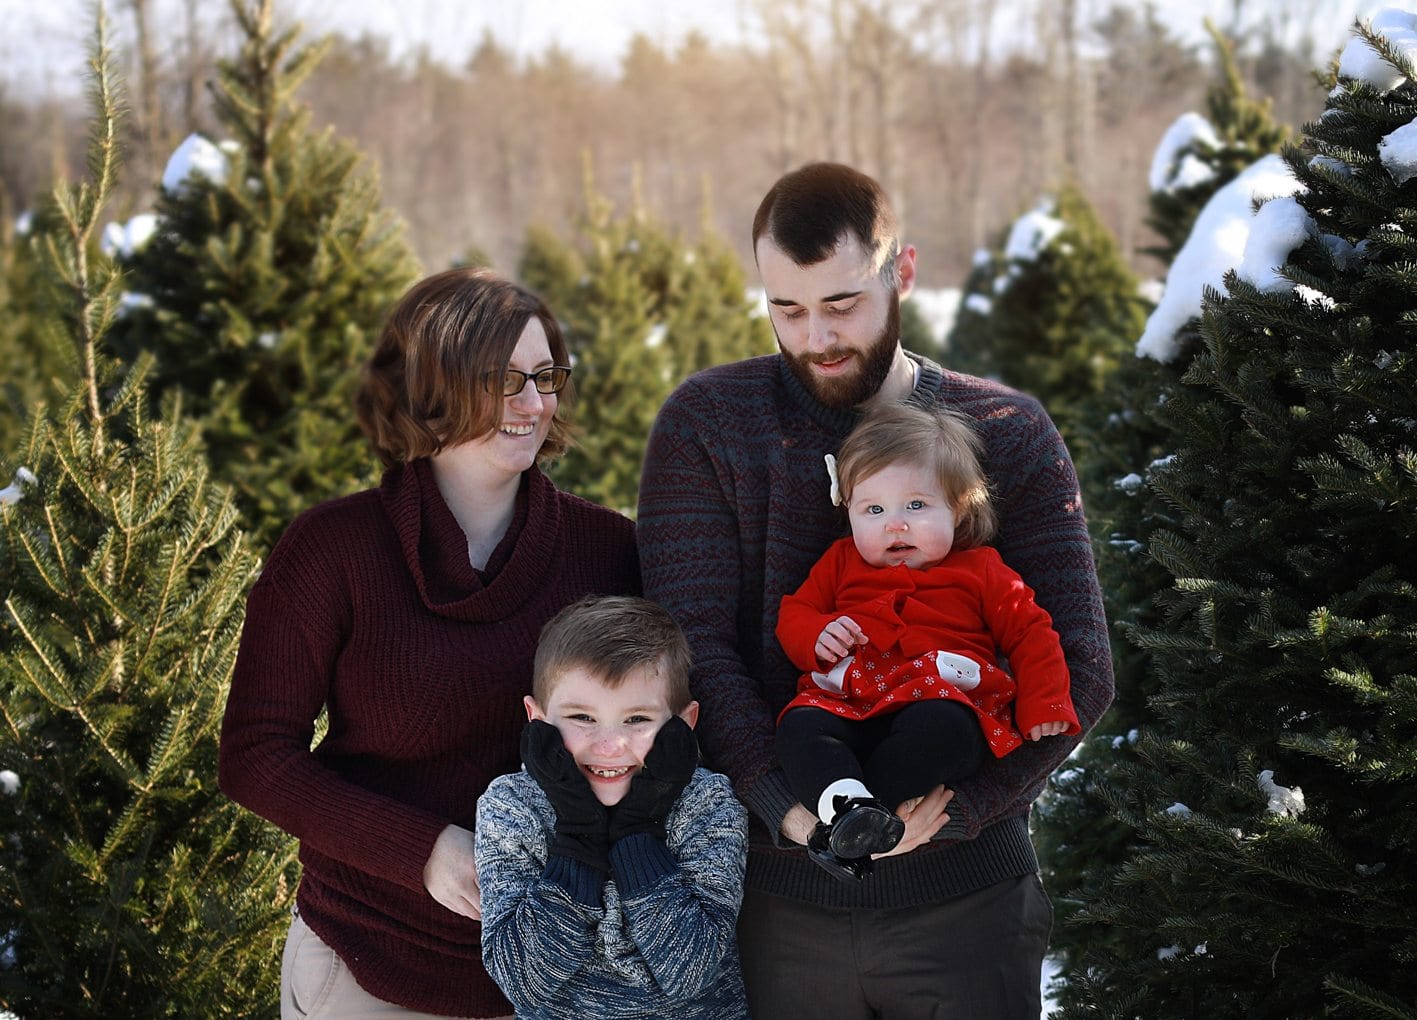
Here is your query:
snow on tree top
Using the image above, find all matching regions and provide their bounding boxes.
[161,133,231,193]
[1004,200,1064,264]
[1148,112,1221,194]
[1237,196,1314,294]
[1338,7,1417,92]
[1136,154,1302,363]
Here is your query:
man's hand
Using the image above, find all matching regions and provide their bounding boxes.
[873,785,953,858]
[815,615,867,663]
[424,824,482,919]
[781,785,953,856]
[1026,720,1070,740]
[780,803,819,846]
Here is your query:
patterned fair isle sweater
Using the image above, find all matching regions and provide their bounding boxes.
[219,460,640,1018]
[476,768,749,1020]
[637,353,1114,910]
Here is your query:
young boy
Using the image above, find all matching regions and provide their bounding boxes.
[475,595,749,1020]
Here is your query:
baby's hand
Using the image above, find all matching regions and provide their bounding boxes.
[815,616,867,663]
[1026,721,1070,741]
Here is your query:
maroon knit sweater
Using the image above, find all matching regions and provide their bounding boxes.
[219,459,639,1018]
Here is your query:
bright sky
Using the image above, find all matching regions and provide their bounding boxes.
[0,0,1381,95]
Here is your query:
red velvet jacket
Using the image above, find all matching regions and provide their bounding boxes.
[777,539,1079,756]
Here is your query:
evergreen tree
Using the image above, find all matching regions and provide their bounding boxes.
[1062,16,1417,1016]
[942,242,1005,380]
[0,17,294,1016]
[1035,27,1293,1005]
[520,169,770,514]
[0,202,68,456]
[897,294,938,361]
[113,0,419,553]
[1144,21,1291,266]
[968,185,1148,458]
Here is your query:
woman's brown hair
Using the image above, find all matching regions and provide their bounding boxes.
[356,267,574,468]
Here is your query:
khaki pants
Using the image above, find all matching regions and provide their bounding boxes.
[281,910,511,1020]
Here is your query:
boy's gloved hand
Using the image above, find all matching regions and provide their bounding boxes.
[608,716,699,844]
[520,720,611,873]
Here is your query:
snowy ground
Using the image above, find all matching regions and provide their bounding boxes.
[1042,954,1062,1016]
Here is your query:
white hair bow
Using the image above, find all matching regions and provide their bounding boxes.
[825,454,842,506]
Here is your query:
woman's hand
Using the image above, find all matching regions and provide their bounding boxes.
[873,785,953,858]
[815,615,867,663]
[424,824,482,920]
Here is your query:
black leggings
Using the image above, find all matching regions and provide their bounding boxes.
[776,700,988,814]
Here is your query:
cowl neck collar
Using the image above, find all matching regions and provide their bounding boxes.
[380,459,562,621]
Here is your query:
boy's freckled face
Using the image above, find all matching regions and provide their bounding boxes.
[525,663,698,807]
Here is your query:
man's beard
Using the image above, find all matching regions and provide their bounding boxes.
[778,293,901,409]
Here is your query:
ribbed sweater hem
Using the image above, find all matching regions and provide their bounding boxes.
[544,854,606,907]
[609,833,679,896]
[744,814,1037,909]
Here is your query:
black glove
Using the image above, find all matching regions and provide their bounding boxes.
[520,720,611,873]
[608,716,699,845]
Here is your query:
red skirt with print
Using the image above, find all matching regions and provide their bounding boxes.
[778,642,1025,757]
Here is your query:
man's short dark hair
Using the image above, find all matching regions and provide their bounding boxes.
[752,162,900,281]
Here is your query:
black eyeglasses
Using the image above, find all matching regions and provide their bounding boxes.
[483,366,572,397]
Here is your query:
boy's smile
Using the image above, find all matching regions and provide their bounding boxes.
[525,663,699,806]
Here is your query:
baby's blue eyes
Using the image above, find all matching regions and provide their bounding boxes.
[863,501,926,514]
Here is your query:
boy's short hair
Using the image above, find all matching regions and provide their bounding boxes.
[355,266,574,469]
[836,403,998,550]
[532,596,694,712]
[751,162,901,284]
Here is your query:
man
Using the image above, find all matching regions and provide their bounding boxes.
[637,162,1113,1018]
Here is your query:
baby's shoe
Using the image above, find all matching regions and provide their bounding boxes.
[827,796,905,859]
[806,822,872,882]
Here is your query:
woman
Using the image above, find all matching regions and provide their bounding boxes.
[219,267,640,1018]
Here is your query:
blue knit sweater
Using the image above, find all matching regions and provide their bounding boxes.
[637,354,1114,909]
[475,768,749,1020]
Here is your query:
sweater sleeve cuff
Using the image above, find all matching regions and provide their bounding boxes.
[742,769,800,849]
[543,854,605,907]
[608,833,679,896]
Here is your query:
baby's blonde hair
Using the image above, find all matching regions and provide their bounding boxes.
[835,403,997,550]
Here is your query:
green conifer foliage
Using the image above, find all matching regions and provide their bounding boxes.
[1042,29,1297,1003]
[1061,19,1417,1016]
[943,242,1005,380]
[976,185,1148,457]
[1145,22,1292,266]
[0,18,294,1016]
[0,205,69,457]
[1035,29,1292,1005]
[520,172,770,514]
[897,295,938,361]
[113,0,419,553]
